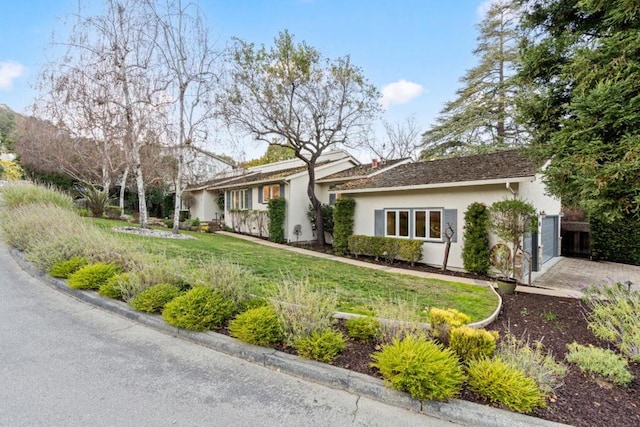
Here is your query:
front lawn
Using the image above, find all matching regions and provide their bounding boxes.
[91,219,498,321]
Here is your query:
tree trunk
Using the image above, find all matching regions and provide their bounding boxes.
[172,152,184,234]
[306,156,324,247]
[119,166,129,217]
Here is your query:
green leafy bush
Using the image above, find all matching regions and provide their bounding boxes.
[496,333,567,396]
[566,343,634,386]
[67,263,120,290]
[462,202,491,274]
[449,326,499,362]
[345,316,382,343]
[428,307,471,341]
[162,287,237,331]
[332,198,355,255]
[347,235,422,264]
[466,357,546,413]
[371,335,465,401]
[591,215,640,265]
[98,273,132,299]
[48,256,89,279]
[229,306,284,346]
[268,277,336,345]
[129,284,183,313]
[294,329,346,363]
[582,283,640,361]
[267,197,286,243]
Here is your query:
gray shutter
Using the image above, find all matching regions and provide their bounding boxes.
[226,191,231,210]
[258,186,263,204]
[329,193,336,205]
[279,184,285,199]
[374,210,384,236]
[443,209,457,242]
[245,189,251,210]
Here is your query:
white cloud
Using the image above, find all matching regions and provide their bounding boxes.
[380,80,424,109]
[0,61,25,90]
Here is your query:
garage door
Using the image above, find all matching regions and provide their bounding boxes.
[542,216,559,264]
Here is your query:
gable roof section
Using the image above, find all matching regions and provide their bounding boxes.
[335,150,538,193]
[317,158,410,183]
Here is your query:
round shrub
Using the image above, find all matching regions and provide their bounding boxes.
[162,287,237,331]
[129,284,183,313]
[48,256,89,279]
[67,263,120,290]
[98,273,131,299]
[229,306,284,346]
[345,316,382,343]
[294,329,346,363]
[371,334,465,401]
[466,357,546,413]
[449,326,499,362]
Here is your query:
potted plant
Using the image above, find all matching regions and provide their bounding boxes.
[490,243,516,294]
[489,198,537,294]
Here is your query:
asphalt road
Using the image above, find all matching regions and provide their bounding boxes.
[0,240,455,427]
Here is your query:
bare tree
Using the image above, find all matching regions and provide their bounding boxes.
[368,116,421,160]
[220,30,379,246]
[147,0,220,234]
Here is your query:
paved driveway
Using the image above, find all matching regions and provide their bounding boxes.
[533,257,640,293]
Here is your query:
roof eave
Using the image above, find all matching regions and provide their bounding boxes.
[332,176,534,194]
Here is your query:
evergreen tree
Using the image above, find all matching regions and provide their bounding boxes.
[518,0,640,222]
[462,202,491,275]
[421,1,526,159]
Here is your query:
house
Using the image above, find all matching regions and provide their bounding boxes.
[330,150,561,276]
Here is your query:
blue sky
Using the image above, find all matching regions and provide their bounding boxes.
[0,0,494,159]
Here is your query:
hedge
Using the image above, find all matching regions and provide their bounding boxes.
[332,198,355,255]
[348,235,423,265]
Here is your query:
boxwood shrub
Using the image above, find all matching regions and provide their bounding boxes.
[294,329,346,363]
[229,306,284,346]
[162,287,237,331]
[348,235,422,264]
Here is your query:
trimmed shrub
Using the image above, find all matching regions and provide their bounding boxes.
[582,282,640,361]
[371,335,465,401]
[496,333,567,396]
[294,329,346,363]
[162,287,237,331]
[229,306,284,346]
[268,277,336,345]
[267,197,286,244]
[347,235,422,264]
[591,215,640,265]
[449,326,499,362]
[67,263,120,290]
[566,343,634,386]
[466,357,546,413]
[428,307,471,341]
[332,198,355,255]
[345,316,382,343]
[129,284,183,313]
[398,240,423,266]
[48,256,89,279]
[98,273,132,299]
[462,202,491,275]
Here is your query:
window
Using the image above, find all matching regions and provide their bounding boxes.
[262,184,280,203]
[385,209,410,238]
[414,209,442,240]
[231,189,247,210]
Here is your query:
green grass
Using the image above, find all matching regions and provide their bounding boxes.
[92,218,499,320]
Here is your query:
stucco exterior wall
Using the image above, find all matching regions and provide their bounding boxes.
[188,189,221,222]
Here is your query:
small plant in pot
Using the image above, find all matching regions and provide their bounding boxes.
[489,198,537,294]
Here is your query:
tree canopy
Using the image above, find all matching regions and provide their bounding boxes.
[518,0,640,222]
[421,0,526,159]
[244,144,296,167]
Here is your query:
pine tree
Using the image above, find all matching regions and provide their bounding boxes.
[421,1,526,159]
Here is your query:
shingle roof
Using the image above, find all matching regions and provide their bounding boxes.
[318,158,408,181]
[206,163,317,190]
[336,150,538,192]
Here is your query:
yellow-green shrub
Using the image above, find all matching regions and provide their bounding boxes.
[98,273,131,299]
[67,263,120,290]
[347,235,423,264]
[48,256,89,279]
[371,335,465,401]
[162,287,237,331]
[428,307,471,341]
[449,326,499,362]
[466,357,546,413]
[345,316,382,343]
[229,306,284,346]
[566,343,634,386]
[294,329,346,363]
[129,284,183,313]
[0,159,24,181]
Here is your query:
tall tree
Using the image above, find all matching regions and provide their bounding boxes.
[367,116,421,160]
[518,0,640,222]
[421,0,526,159]
[220,30,379,246]
[244,143,296,167]
[148,0,220,234]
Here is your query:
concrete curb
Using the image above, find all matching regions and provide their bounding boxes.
[10,249,570,427]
